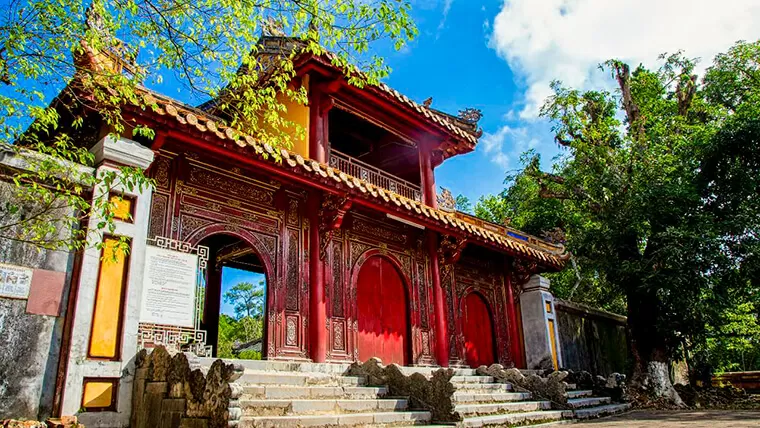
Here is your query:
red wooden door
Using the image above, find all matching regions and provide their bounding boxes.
[463,292,496,368]
[357,256,408,365]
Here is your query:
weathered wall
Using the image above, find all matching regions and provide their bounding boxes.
[555,299,627,376]
[0,180,76,421]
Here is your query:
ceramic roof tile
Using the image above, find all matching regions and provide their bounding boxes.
[138,92,569,268]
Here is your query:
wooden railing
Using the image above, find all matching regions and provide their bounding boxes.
[329,149,422,202]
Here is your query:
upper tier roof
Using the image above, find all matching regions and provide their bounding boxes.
[132,88,569,270]
[199,36,482,161]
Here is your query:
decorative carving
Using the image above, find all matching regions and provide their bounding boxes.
[286,317,297,346]
[334,321,345,351]
[285,229,300,311]
[438,235,468,265]
[457,107,483,124]
[287,197,299,227]
[188,166,274,205]
[251,231,278,261]
[349,240,373,267]
[154,156,171,189]
[347,359,460,423]
[332,241,344,317]
[179,215,214,241]
[319,194,352,260]
[351,217,407,245]
[149,193,168,239]
[511,258,539,293]
[417,262,429,329]
[541,227,566,244]
[422,331,431,355]
[437,188,456,212]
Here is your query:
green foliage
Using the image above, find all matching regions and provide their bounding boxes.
[218,280,266,359]
[238,349,263,360]
[1,0,417,251]
[455,193,471,214]
[476,41,760,383]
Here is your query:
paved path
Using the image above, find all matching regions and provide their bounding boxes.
[572,410,760,427]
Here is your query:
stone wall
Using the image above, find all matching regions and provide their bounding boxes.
[131,347,243,428]
[0,180,76,420]
[555,299,628,376]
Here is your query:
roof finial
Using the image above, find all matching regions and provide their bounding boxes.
[422,97,433,108]
[457,107,483,124]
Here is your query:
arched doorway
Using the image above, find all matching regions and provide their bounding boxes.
[197,233,269,359]
[463,292,496,368]
[356,256,409,365]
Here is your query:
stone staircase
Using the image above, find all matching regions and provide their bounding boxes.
[199,358,630,427]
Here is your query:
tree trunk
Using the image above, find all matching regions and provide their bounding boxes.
[627,288,685,406]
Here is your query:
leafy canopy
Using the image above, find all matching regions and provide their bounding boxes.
[0,0,417,251]
[476,41,760,381]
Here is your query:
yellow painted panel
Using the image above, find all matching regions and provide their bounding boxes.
[88,237,129,359]
[548,319,559,370]
[277,89,310,158]
[82,381,114,409]
[545,301,552,313]
[109,194,134,222]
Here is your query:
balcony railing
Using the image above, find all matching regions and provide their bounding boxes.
[329,149,422,202]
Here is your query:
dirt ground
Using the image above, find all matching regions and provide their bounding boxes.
[571,410,760,427]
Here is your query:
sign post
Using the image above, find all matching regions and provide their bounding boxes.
[137,237,211,356]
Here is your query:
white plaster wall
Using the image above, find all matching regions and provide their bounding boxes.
[61,137,154,427]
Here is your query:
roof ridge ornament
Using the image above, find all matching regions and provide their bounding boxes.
[437,187,456,212]
[457,107,483,124]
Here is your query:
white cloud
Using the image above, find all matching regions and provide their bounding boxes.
[489,0,760,119]
[438,0,454,32]
[480,125,543,168]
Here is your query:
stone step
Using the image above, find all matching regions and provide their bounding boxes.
[566,396,611,409]
[240,398,408,416]
[239,411,432,427]
[572,402,631,419]
[565,389,593,399]
[452,382,513,391]
[462,410,565,427]
[243,385,388,400]
[455,400,551,416]
[453,392,531,404]
[200,357,351,375]
[238,371,365,386]
[398,366,477,377]
[450,375,494,383]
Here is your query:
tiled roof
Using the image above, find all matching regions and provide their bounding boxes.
[303,53,479,157]
[136,89,569,269]
[202,37,479,159]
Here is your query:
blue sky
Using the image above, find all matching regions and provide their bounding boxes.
[375,1,551,204]
[220,267,266,317]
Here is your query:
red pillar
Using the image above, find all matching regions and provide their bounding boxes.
[427,232,449,367]
[308,192,327,362]
[309,81,328,163]
[419,144,438,209]
[505,266,523,368]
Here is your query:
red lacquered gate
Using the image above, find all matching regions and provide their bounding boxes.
[357,256,408,365]
[463,292,496,368]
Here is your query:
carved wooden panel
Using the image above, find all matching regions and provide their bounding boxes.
[332,241,344,317]
[417,261,429,329]
[285,228,300,311]
[148,193,168,239]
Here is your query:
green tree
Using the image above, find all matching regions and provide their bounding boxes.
[224,280,265,342]
[1,0,416,251]
[455,193,472,213]
[480,42,760,403]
